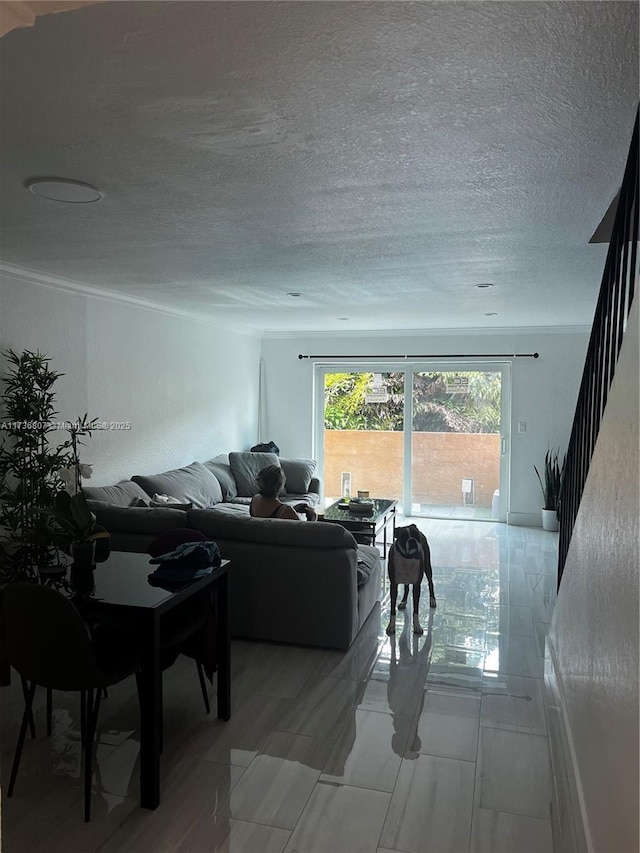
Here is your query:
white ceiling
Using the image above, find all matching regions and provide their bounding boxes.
[0,1,637,334]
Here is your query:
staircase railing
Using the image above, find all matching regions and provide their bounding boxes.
[558,108,639,586]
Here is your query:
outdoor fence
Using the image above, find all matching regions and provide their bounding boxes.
[324,430,500,506]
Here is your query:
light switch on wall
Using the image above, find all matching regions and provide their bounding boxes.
[518,421,527,433]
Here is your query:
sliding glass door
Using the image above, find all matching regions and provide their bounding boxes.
[407,369,505,520]
[321,371,404,503]
[315,363,509,521]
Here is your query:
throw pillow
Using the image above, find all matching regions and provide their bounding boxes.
[203,455,238,500]
[83,480,150,507]
[132,461,223,509]
[280,457,316,494]
[228,451,280,497]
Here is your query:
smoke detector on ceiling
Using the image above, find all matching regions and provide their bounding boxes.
[24,177,103,203]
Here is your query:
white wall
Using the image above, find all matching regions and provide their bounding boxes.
[260,329,589,522]
[546,297,639,852]
[0,272,262,485]
[0,270,590,516]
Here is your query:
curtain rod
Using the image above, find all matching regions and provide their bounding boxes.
[298,352,539,360]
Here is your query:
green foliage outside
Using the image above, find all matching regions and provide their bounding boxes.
[324,371,501,434]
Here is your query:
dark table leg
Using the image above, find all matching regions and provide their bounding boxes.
[383,506,397,554]
[138,613,161,809]
[216,571,231,721]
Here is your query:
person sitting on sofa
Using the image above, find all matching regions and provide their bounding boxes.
[250,465,318,521]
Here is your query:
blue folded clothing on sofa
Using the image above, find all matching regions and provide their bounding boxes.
[148,541,222,585]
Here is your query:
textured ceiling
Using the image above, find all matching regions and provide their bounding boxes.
[0,1,638,333]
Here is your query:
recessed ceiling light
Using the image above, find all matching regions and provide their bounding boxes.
[485,312,498,316]
[287,292,302,298]
[24,177,103,203]
[475,283,494,289]
[337,317,350,321]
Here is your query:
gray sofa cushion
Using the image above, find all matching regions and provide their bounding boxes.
[192,502,252,519]
[86,501,188,534]
[356,544,380,586]
[149,499,192,510]
[357,560,382,634]
[294,489,321,507]
[224,496,252,506]
[228,451,280,496]
[130,497,193,510]
[188,509,357,549]
[203,454,238,500]
[82,480,150,507]
[132,462,223,509]
[280,457,317,494]
[224,493,316,507]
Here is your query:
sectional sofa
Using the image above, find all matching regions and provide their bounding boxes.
[84,452,382,649]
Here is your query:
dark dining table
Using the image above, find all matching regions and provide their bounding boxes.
[68,551,231,810]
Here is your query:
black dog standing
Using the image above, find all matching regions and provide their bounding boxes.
[386,524,436,636]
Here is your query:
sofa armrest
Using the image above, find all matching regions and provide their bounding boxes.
[87,501,189,534]
[308,477,321,496]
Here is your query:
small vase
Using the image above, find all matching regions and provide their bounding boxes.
[541,508,559,532]
[70,539,96,569]
[70,566,95,596]
[92,526,111,563]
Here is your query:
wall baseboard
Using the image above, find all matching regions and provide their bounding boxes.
[544,640,590,853]
[507,511,541,527]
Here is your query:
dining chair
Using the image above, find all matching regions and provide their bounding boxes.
[148,528,218,718]
[158,609,212,715]
[3,582,140,822]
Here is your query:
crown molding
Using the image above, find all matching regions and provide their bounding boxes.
[1,261,592,341]
[0,261,262,339]
[262,323,592,340]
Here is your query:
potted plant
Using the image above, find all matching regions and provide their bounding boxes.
[0,350,74,583]
[0,350,107,582]
[35,415,108,568]
[0,350,77,683]
[534,448,565,531]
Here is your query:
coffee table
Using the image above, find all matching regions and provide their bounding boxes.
[322,498,397,553]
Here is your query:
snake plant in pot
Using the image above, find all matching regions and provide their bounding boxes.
[534,448,565,531]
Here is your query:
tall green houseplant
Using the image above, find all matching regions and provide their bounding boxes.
[0,350,73,583]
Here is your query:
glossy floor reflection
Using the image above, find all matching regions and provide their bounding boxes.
[0,519,557,852]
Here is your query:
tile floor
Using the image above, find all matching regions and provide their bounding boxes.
[0,518,558,852]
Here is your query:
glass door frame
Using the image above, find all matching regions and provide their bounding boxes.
[313,362,408,507]
[402,361,511,523]
[313,360,511,521]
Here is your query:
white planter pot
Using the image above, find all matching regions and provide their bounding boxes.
[541,508,559,531]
